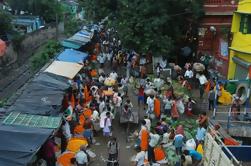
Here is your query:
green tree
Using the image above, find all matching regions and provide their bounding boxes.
[0,9,12,36]
[80,0,117,22]
[81,0,203,57]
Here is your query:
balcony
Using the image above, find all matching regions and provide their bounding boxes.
[205,0,224,5]
[204,0,237,15]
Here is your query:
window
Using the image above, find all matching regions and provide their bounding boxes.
[239,14,251,34]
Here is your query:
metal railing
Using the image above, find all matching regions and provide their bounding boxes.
[207,123,241,165]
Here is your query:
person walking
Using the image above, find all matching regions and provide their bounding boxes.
[208,87,215,111]
[163,96,172,116]
[107,137,119,166]
[103,112,112,137]
[148,130,160,165]
[75,145,90,166]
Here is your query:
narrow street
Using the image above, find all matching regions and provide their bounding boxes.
[90,64,142,166]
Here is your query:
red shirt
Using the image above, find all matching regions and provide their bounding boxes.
[138,87,144,96]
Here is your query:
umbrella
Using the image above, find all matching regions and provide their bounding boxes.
[67,137,88,152]
[57,151,75,166]
[144,89,157,96]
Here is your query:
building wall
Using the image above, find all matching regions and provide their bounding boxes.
[227,0,251,79]
[197,0,237,78]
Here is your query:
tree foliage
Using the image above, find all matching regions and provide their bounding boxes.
[7,0,63,23]
[81,0,203,57]
[0,9,12,35]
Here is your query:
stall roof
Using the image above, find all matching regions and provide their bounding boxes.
[0,125,52,166]
[44,60,83,79]
[56,49,88,63]
[2,112,62,129]
[61,40,82,49]
[61,30,93,49]
[8,72,68,116]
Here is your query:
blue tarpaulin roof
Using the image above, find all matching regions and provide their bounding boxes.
[56,49,88,63]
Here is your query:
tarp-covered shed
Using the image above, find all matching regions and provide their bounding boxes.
[8,72,68,116]
[61,30,93,49]
[0,125,53,166]
[44,61,83,79]
[56,49,89,63]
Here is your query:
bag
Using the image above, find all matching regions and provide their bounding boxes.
[109,141,118,154]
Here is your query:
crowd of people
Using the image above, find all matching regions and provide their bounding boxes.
[38,23,244,166]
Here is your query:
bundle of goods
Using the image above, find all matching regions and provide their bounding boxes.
[193,63,205,72]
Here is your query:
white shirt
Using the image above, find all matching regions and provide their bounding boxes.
[103,117,112,132]
[160,59,167,69]
[184,70,193,78]
[62,121,72,140]
[91,110,99,121]
[110,72,118,80]
[198,74,208,85]
[99,75,105,83]
[76,151,88,164]
[114,96,122,107]
[100,112,114,128]
[149,133,160,147]
[99,101,106,113]
[139,57,146,65]
[144,118,151,131]
[98,55,106,63]
[121,78,127,86]
[135,151,145,166]
[147,97,154,108]
[162,132,170,144]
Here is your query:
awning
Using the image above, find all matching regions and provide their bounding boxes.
[2,112,62,129]
[229,47,251,55]
[61,40,82,49]
[44,61,83,79]
[0,39,6,57]
[56,49,89,63]
[8,72,68,116]
[0,125,52,166]
[61,30,93,49]
[232,56,251,68]
[235,11,251,15]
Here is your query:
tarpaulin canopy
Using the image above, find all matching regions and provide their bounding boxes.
[56,49,89,63]
[61,30,93,49]
[2,112,62,129]
[8,72,68,116]
[0,39,6,57]
[44,61,83,79]
[0,125,53,166]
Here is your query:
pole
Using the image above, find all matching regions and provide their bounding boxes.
[56,0,59,40]
[213,81,219,119]
[244,79,250,115]
[227,107,231,133]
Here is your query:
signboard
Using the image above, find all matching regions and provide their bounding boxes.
[204,133,235,166]
[220,39,229,57]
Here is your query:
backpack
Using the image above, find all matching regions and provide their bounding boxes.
[109,141,118,154]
